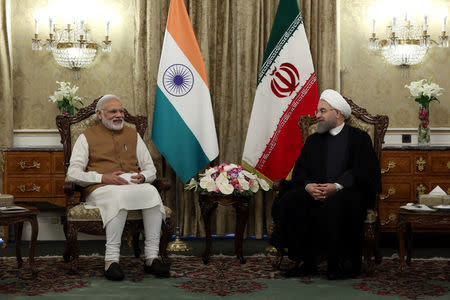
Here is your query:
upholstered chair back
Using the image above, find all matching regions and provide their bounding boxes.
[299,97,388,161]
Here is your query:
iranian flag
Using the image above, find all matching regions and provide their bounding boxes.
[242,0,319,184]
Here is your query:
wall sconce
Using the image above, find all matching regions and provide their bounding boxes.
[368,5,448,66]
[32,17,112,71]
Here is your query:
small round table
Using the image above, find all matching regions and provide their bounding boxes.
[0,206,39,275]
[198,193,250,264]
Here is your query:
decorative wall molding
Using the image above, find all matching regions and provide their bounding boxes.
[13,129,62,148]
[384,128,450,147]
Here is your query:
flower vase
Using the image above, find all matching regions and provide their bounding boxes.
[417,105,430,146]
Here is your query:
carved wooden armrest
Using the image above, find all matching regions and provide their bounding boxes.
[273,178,291,193]
[64,181,84,208]
[153,178,171,193]
[64,181,76,208]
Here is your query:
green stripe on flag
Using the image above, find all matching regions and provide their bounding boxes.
[152,86,211,183]
[258,0,303,84]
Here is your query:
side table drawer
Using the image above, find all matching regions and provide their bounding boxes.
[380,179,413,202]
[5,152,51,174]
[5,177,53,197]
[381,151,413,175]
[429,153,450,175]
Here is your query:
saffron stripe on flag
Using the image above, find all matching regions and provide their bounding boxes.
[166,0,208,87]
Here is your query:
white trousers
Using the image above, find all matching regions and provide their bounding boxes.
[104,206,162,262]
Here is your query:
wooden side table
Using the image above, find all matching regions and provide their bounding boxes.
[0,206,39,275]
[397,208,450,271]
[198,193,250,264]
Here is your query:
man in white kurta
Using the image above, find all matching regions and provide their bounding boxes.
[67,95,169,281]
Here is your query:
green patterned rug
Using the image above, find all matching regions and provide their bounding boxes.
[0,255,449,299]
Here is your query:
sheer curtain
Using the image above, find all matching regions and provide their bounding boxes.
[133,0,338,237]
[0,0,13,148]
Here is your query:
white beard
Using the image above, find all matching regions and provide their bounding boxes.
[102,117,124,131]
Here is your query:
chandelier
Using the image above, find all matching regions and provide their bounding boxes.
[368,12,448,66]
[32,18,112,71]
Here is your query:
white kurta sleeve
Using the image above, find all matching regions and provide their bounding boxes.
[66,134,103,187]
[136,133,157,183]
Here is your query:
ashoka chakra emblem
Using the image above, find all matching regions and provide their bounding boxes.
[163,64,194,97]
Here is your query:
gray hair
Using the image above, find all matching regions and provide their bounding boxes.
[96,94,120,111]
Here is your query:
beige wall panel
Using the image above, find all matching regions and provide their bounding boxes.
[340,0,449,128]
[12,0,136,129]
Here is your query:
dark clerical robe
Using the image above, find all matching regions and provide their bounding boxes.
[271,124,381,269]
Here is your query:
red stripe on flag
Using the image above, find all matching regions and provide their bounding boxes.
[255,73,318,181]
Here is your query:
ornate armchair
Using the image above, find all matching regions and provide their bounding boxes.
[56,97,173,272]
[272,96,389,273]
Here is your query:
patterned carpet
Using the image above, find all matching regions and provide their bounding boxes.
[0,255,449,298]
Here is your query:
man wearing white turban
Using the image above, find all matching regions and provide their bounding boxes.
[271,89,381,280]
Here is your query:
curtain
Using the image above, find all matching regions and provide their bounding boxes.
[0,0,13,148]
[133,0,338,238]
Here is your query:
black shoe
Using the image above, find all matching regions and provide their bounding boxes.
[326,262,345,280]
[283,261,317,277]
[144,258,170,277]
[104,262,124,281]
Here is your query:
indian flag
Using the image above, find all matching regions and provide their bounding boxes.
[242,0,319,184]
[152,0,219,183]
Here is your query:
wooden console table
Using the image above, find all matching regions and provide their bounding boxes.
[397,208,450,271]
[0,206,39,275]
[380,146,450,232]
[198,193,250,264]
[1,147,65,209]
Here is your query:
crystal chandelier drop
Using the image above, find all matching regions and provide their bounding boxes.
[368,12,448,66]
[32,19,112,71]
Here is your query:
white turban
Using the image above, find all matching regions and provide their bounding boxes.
[319,89,351,119]
[96,94,120,111]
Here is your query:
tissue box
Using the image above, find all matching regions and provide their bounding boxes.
[419,194,450,206]
[0,194,14,206]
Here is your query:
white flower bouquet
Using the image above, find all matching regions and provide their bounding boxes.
[404,77,443,109]
[49,81,83,115]
[185,163,270,195]
[405,77,444,145]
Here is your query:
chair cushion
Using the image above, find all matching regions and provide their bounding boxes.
[67,203,172,221]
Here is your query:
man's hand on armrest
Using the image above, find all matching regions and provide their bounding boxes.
[102,171,129,185]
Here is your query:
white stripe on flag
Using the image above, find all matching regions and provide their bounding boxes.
[157,31,218,160]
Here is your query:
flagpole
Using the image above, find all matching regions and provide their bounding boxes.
[167,176,191,252]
